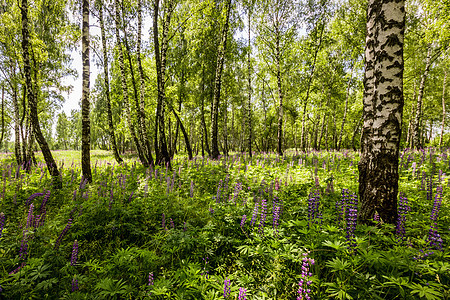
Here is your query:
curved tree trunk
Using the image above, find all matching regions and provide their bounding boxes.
[99,3,122,164]
[81,0,92,183]
[412,46,432,150]
[114,0,147,166]
[337,64,354,150]
[300,23,324,150]
[358,0,405,225]
[439,70,447,148]
[20,0,61,187]
[137,0,154,166]
[211,0,232,159]
[153,0,172,166]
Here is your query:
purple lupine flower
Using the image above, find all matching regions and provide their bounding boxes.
[396,193,411,241]
[428,186,443,250]
[39,190,50,212]
[308,190,321,228]
[19,230,28,259]
[259,199,267,236]
[9,262,26,275]
[238,287,247,300]
[297,253,315,300]
[421,171,426,191]
[170,218,175,229]
[148,272,154,288]
[128,191,134,203]
[413,249,435,260]
[273,202,280,233]
[240,215,247,230]
[223,277,231,299]
[162,213,166,231]
[345,192,358,252]
[412,162,417,178]
[190,180,194,198]
[26,204,34,229]
[336,189,348,226]
[54,219,73,249]
[70,240,79,266]
[250,202,259,226]
[0,212,5,239]
[201,257,210,278]
[426,174,433,201]
[71,278,79,292]
[25,192,44,206]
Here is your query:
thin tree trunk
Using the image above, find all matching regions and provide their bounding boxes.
[247,7,252,158]
[352,113,363,151]
[211,0,232,159]
[275,26,283,156]
[337,64,354,150]
[114,0,147,166]
[121,13,148,165]
[439,70,447,148]
[153,0,172,166]
[81,0,92,183]
[359,0,405,225]
[412,46,432,150]
[300,23,324,150]
[20,0,61,187]
[11,63,22,165]
[99,2,122,164]
[137,0,154,166]
[0,85,4,149]
[200,68,210,156]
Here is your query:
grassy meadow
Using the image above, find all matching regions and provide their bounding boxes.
[0,149,448,299]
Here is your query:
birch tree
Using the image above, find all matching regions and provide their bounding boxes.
[358,0,405,224]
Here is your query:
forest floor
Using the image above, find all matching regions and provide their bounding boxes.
[0,149,449,299]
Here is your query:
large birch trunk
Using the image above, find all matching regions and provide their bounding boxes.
[358,0,405,225]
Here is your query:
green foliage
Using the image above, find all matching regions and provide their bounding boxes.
[0,149,448,299]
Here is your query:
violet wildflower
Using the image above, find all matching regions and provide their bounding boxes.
[26,204,34,229]
[345,192,358,252]
[428,186,443,250]
[259,199,267,236]
[223,277,231,299]
[148,272,154,295]
[250,202,259,226]
[190,180,194,197]
[273,203,280,233]
[54,219,73,249]
[238,287,247,300]
[71,277,79,292]
[0,212,4,239]
[19,230,28,259]
[170,218,175,229]
[297,253,315,300]
[25,192,44,206]
[396,193,411,241]
[421,171,426,191]
[412,162,416,178]
[201,257,210,278]
[308,190,321,228]
[240,215,247,229]
[70,240,79,266]
[426,174,433,201]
